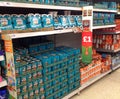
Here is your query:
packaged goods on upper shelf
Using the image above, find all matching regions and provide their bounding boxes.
[94,2,116,10]
[42,14,53,28]
[12,14,26,30]
[0,14,13,30]
[93,13,115,26]
[27,13,42,29]
[0,14,82,32]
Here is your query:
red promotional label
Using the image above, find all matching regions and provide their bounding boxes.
[82,31,92,46]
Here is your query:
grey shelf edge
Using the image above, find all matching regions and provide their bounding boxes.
[96,48,120,53]
[112,64,120,71]
[62,70,112,99]
[93,31,120,35]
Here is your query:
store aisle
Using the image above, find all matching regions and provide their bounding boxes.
[72,69,120,99]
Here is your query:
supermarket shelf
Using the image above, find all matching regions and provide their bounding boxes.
[94,31,120,35]
[0,1,82,11]
[93,8,117,13]
[6,29,73,39]
[63,70,112,99]
[112,64,120,71]
[0,79,7,88]
[0,55,4,61]
[93,25,116,29]
[96,48,120,53]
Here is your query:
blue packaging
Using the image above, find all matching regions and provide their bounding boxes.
[32,72,37,79]
[31,61,37,71]
[44,74,52,82]
[39,0,44,4]
[38,78,44,85]
[15,67,20,76]
[54,71,60,78]
[74,74,80,81]
[54,85,60,92]
[53,16,62,29]
[18,94,22,99]
[67,15,76,27]
[21,85,27,93]
[27,13,42,29]
[45,81,52,89]
[69,84,74,91]
[62,87,68,95]
[29,90,34,98]
[74,69,80,74]
[68,77,74,84]
[38,44,46,51]
[27,73,32,82]
[46,88,53,97]
[60,74,67,82]
[93,13,99,19]
[59,15,69,28]
[16,77,21,86]
[26,64,32,72]
[59,69,66,75]
[28,82,33,90]
[21,75,27,84]
[53,77,60,85]
[42,14,53,28]
[12,14,26,30]
[34,88,39,95]
[61,81,67,88]
[46,42,54,49]
[23,92,28,99]
[104,19,110,25]
[33,79,38,88]
[36,60,42,69]
[41,56,52,66]
[50,54,59,63]
[108,2,116,10]
[44,67,52,74]
[37,70,42,78]
[0,14,13,30]
[93,20,98,26]
[40,86,45,94]
[75,16,82,27]
[20,65,26,74]
[68,71,74,78]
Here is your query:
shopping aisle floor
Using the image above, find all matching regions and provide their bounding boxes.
[72,69,120,99]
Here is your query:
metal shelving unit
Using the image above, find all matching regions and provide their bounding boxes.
[63,70,112,99]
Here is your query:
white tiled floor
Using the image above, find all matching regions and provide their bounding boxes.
[71,69,120,99]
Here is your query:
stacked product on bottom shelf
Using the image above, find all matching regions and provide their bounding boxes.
[80,49,111,85]
[56,46,80,93]
[13,40,80,99]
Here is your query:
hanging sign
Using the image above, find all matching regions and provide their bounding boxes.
[82,6,93,64]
